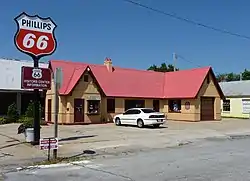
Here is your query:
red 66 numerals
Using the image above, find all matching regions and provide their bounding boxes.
[14,13,57,58]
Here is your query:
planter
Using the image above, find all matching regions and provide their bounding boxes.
[24,128,34,142]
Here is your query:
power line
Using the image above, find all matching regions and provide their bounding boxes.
[177,54,222,75]
[177,54,203,68]
[122,0,250,40]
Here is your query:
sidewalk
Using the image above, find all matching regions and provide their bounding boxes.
[0,118,250,172]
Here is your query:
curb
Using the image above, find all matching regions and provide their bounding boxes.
[228,134,250,139]
[16,160,91,171]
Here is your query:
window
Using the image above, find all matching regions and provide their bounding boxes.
[107,99,115,113]
[141,108,156,113]
[87,100,100,114]
[133,110,141,114]
[168,100,181,112]
[123,109,135,115]
[153,100,160,112]
[124,100,145,111]
[242,99,250,114]
[223,100,230,112]
[84,75,89,82]
[124,109,141,115]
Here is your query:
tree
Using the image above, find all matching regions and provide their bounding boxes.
[216,73,227,82]
[225,72,240,82]
[216,69,250,82]
[147,63,179,72]
[216,72,240,82]
[242,69,250,80]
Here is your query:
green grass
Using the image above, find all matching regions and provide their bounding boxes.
[32,155,94,166]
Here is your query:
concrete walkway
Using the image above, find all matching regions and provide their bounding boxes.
[0,118,250,172]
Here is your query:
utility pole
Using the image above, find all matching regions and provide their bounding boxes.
[173,52,177,71]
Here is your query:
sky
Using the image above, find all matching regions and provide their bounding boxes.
[1,0,250,75]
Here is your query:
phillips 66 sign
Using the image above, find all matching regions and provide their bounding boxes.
[14,12,57,59]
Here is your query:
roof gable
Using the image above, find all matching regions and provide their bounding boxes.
[163,67,211,98]
[49,60,87,94]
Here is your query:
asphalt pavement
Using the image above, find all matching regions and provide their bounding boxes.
[3,136,250,181]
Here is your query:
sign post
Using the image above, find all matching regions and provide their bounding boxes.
[14,12,57,145]
[53,68,62,159]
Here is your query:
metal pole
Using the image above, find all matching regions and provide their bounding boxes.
[33,57,40,145]
[53,68,59,159]
[48,138,51,161]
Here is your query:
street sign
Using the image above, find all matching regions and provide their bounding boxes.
[39,138,58,150]
[21,66,51,89]
[14,12,57,59]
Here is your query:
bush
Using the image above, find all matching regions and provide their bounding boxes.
[25,101,42,118]
[6,103,19,123]
[25,101,34,118]
[22,117,34,128]
[17,101,46,134]
[0,117,7,125]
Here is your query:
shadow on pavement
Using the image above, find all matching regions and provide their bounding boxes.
[0,142,26,150]
[61,149,96,162]
[123,125,168,129]
[59,135,97,142]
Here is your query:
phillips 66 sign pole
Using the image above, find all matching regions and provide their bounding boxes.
[14,12,57,145]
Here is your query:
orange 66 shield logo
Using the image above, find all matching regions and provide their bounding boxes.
[14,12,57,59]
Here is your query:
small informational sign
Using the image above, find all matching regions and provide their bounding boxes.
[14,12,57,59]
[21,66,51,89]
[87,95,101,100]
[185,101,190,110]
[242,99,250,114]
[39,138,58,150]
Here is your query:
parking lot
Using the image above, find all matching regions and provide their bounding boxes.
[1,118,250,166]
[54,118,250,155]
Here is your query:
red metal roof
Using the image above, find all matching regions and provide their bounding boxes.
[163,67,210,98]
[90,64,165,98]
[49,60,219,98]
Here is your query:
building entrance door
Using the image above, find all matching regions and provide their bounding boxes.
[74,99,85,122]
[200,97,214,120]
